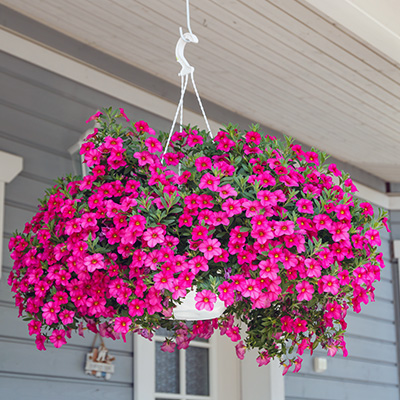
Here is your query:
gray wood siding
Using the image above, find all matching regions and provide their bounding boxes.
[0,51,171,400]
[285,209,398,400]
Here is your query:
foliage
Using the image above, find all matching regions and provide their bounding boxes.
[8,107,388,372]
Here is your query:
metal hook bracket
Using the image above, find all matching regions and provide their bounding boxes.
[175,32,199,77]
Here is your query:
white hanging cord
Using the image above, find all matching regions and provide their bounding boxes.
[163,0,213,168]
[164,74,189,156]
[190,71,213,138]
[179,0,194,42]
[179,74,184,129]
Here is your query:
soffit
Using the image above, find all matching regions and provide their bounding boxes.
[2,0,400,181]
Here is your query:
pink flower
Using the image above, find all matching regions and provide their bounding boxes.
[192,225,209,241]
[142,227,165,248]
[364,229,381,247]
[245,131,261,145]
[296,198,314,214]
[28,320,42,336]
[199,173,220,191]
[222,199,242,217]
[114,317,132,334]
[35,334,47,351]
[195,290,217,311]
[274,221,295,236]
[195,156,212,171]
[304,151,319,165]
[129,299,145,317]
[293,357,303,373]
[50,329,67,348]
[281,316,294,333]
[84,254,105,273]
[42,301,60,325]
[293,318,307,334]
[198,238,222,260]
[320,275,340,295]
[218,184,237,199]
[85,111,102,124]
[135,120,150,133]
[256,351,271,367]
[235,341,246,360]
[145,137,163,153]
[161,339,176,353]
[330,222,350,242]
[60,310,75,325]
[186,134,204,147]
[119,107,130,122]
[295,281,314,301]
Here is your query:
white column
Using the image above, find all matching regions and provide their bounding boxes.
[241,349,285,400]
[0,150,23,279]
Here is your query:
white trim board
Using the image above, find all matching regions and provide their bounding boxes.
[354,182,400,210]
[302,0,400,65]
[0,150,23,280]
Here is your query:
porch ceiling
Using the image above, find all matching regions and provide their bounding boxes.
[2,0,400,182]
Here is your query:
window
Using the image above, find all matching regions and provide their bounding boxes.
[155,328,211,400]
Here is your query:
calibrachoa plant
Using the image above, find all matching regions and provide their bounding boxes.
[8,107,389,374]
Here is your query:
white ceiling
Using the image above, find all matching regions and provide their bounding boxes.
[2,0,400,181]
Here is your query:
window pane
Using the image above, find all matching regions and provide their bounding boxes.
[186,347,209,395]
[155,341,180,393]
[156,327,173,337]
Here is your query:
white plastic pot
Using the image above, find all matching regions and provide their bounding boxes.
[173,289,226,321]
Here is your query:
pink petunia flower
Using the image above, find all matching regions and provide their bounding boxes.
[195,290,217,311]
[198,238,222,260]
[295,281,314,301]
[199,173,220,191]
[142,227,165,248]
[296,198,314,214]
[50,329,67,348]
[145,137,163,153]
[364,229,381,247]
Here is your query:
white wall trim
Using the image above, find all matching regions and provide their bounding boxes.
[354,181,400,210]
[302,0,400,65]
[0,151,23,280]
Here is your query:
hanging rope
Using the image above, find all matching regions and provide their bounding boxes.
[163,0,213,158]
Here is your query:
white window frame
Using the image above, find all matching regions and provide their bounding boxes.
[134,329,285,400]
[0,150,23,280]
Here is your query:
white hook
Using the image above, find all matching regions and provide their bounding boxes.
[175,32,199,76]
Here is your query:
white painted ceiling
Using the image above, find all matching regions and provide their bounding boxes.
[2,0,400,181]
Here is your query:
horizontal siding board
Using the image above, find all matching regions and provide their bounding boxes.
[5,176,51,210]
[293,353,397,385]
[0,303,133,353]
[4,204,35,235]
[0,101,81,149]
[0,136,74,180]
[285,375,399,400]
[0,374,133,400]
[341,313,396,342]
[0,340,133,384]
[344,335,397,364]
[374,279,394,301]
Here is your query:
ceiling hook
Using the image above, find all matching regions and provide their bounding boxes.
[176,0,198,76]
[176,32,199,76]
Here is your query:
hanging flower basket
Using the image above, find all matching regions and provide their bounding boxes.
[8,108,388,373]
